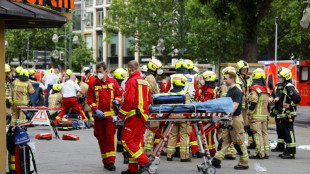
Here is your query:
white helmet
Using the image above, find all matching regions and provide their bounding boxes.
[82,67,91,73]
[141,65,148,72]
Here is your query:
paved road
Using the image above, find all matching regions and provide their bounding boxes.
[6,106,310,174]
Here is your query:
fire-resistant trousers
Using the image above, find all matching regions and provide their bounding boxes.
[281,118,296,154]
[167,121,190,159]
[275,116,285,149]
[121,116,150,173]
[57,97,87,121]
[11,103,27,125]
[144,121,159,156]
[214,115,249,167]
[94,116,117,164]
[250,119,269,157]
[189,124,199,153]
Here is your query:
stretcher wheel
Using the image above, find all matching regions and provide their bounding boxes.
[197,165,201,172]
[148,165,157,174]
[206,166,216,174]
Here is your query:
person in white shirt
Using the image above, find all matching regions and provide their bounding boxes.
[54,75,88,125]
[42,70,59,92]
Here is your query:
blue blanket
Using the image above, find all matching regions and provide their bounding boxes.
[149,97,234,114]
[29,82,40,106]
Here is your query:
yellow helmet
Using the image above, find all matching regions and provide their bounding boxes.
[278,67,292,81]
[5,64,11,73]
[66,69,73,77]
[237,60,249,73]
[193,66,199,74]
[28,69,35,75]
[114,68,128,80]
[16,66,23,74]
[20,69,29,78]
[222,66,236,75]
[50,68,55,73]
[202,71,216,82]
[52,84,62,92]
[184,59,194,70]
[172,74,187,87]
[175,59,189,70]
[252,68,265,80]
[148,59,162,71]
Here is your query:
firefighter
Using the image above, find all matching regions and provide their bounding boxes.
[143,59,162,157]
[236,60,253,149]
[199,71,218,156]
[5,64,13,125]
[113,68,129,164]
[62,69,73,83]
[117,60,152,174]
[270,67,301,159]
[247,68,270,159]
[14,66,23,79]
[86,62,122,171]
[11,69,35,125]
[82,67,95,85]
[28,69,37,81]
[166,74,192,162]
[212,71,249,170]
[48,84,63,117]
[78,78,93,128]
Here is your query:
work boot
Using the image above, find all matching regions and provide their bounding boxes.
[224,154,236,160]
[167,156,173,161]
[123,152,129,164]
[234,165,249,170]
[271,144,285,152]
[211,158,221,168]
[174,148,180,158]
[104,163,116,171]
[138,160,152,173]
[192,152,203,158]
[249,154,264,159]
[279,153,295,159]
[121,169,138,174]
[265,155,269,159]
[180,158,192,162]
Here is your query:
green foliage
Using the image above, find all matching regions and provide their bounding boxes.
[71,41,95,72]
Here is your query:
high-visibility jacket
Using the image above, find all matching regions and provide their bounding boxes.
[145,74,160,94]
[247,85,270,119]
[12,79,35,105]
[237,75,249,109]
[48,93,63,115]
[118,71,152,122]
[5,80,13,101]
[85,74,95,85]
[87,76,122,117]
[165,74,199,100]
[199,86,216,102]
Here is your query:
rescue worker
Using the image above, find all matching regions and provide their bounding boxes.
[166,74,192,162]
[42,68,59,94]
[87,62,122,171]
[82,67,95,85]
[14,66,23,79]
[11,69,35,125]
[62,69,73,83]
[78,78,93,128]
[270,67,301,159]
[141,65,148,78]
[212,71,249,170]
[55,75,88,125]
[236,60,253,149]
[48,84,63,117]
[143,59,163,157]
[247,68,270,159]
[117,60,152,174]
[199,71,218,156]
[5,64,13,125]
[28,69,37,81]
[113,68,129,164]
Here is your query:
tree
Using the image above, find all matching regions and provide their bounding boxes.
[199,0,273,63]
[71,40,95,72]
[103,0,190,64]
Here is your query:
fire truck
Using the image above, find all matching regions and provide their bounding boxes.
[259,60,310,106]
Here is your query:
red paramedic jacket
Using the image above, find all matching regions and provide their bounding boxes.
[118,71,152,123]
[87,76,122,117]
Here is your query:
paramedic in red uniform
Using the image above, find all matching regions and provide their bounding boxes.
[86,62,122,171]
[118,60,152,174]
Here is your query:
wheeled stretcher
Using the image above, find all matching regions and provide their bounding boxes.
[146,97,234,174]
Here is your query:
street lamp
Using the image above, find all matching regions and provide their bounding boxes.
[300,0,310,29]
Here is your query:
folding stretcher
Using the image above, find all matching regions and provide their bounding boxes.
[17,106,62,138]
[146,99,233,174]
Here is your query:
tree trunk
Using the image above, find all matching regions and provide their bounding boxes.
[243,32,258,63]
[162,51,170,65]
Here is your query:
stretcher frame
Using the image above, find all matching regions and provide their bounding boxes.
[17,106,62,139]
[146,104,231,174]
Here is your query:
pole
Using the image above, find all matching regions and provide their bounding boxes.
[180,0,184,59]
[65,25,67,70]
[69,21,72,69]
[275,17,278,69]
[26,34,30,69]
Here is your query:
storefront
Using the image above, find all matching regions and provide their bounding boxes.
[0,0,70,171]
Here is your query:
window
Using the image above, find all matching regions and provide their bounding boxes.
[124,36,134,56]
[108,34,118,57]
[84,12,93,27]
[97,32,103,62]
[85,0,93,6]
[300,66,309,82]
[73,4,81,31]
[85,34,92,49]
[107,0,112,4]
[97,0,104,5]
[96,10,104,27]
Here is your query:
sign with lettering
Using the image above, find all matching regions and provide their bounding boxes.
[11,0,74,9]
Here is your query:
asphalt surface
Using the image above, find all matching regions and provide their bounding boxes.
[6,106,310,174]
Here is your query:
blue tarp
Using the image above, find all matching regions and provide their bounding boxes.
[45,84,53,106]
[152,93,185,104]
[149,97,234,114]
[29,82,40,106]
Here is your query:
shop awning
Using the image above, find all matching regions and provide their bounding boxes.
[0,0,68,29]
